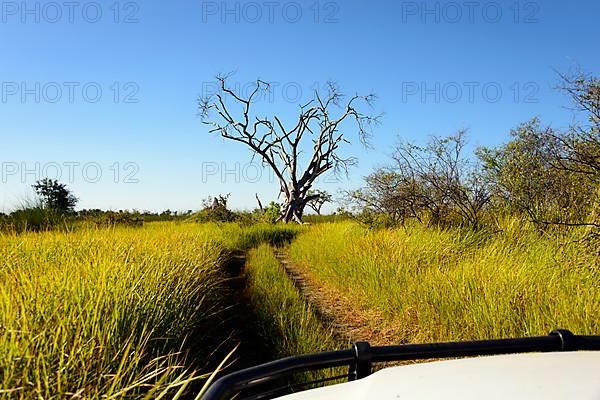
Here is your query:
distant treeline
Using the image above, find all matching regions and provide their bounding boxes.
[0,208,194,233]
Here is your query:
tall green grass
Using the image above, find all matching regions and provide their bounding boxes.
[0,222,301,399]
[289,219,600,343]
[0,223,232,399]
[6,217,593,397]
[218,223,303,251]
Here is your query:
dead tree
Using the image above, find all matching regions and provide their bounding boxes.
[199,75,379,223]
[255,193,264,211]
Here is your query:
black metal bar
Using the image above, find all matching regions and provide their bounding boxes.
[551,328,575,351]
[200,330,600,400]
[201,349,355,400]
[371,335,558,362]
[369,332,600,362]
[348,341,372,381]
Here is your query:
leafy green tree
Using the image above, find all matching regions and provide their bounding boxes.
[477,71,599,231]
[477,118,595,226]
[32,179,78,214]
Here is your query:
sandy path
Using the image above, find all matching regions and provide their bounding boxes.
[275,250,397,346]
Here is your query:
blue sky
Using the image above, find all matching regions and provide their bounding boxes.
[1,0,598,212]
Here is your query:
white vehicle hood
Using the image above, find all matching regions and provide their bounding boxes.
[277,351,600,400]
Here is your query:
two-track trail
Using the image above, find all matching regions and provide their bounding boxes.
[218,246,396,373]
[274,250,396,346]
[219,250,272,369]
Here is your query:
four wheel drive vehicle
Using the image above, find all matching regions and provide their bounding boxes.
[200,329,600,400]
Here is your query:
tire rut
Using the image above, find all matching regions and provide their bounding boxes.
[275,250,393,346]
[220,250,272,369]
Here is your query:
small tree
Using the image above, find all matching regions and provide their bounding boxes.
[306,190,332,215]
[391,132,490,228]
[32,179,78,214]
[349,132,490,228]
[347,168,423,226]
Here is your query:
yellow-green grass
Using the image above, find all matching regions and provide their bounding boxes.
[0,222,299,399]
[289,219,600,343]
[245,244,340,374]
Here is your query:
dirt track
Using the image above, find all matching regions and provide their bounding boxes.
[275,250,396,346]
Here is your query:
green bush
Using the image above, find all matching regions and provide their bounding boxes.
[191,195,237,223]
[4,207,67,233]
[93,211,144,227]
[259,201,281,224]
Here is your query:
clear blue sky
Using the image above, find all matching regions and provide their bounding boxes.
[1,0,598,212]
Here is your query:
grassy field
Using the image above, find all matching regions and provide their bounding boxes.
[2,218,598,398]
[0,222,300,399]
[289,219,600,343]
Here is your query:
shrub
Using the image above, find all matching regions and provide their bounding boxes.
[192,195,237,223]
[5,207,67,233]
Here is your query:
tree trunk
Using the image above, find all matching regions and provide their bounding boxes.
[255,193,263,211]
[280,191,307,224]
